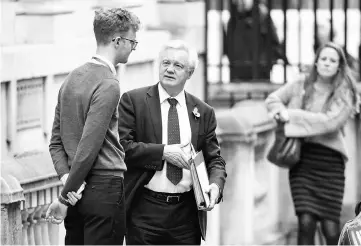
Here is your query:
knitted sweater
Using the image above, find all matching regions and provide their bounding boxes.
[265,79,354,161]
[49,62,126,198]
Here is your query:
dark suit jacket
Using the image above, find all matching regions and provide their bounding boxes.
[118,83,227,240]
[356,201,361,216]
[224,8,287,80]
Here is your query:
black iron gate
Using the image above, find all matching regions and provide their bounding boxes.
[205,0,361,92]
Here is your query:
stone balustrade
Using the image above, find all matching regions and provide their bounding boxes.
[209,99,289,245]
[1,152,62,245]
[206,83,361,245]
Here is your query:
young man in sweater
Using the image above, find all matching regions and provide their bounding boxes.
[46,8,140,245]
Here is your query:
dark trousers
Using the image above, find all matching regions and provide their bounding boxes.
[126,188,201,245]
[64,175,125,245]
[230,64,271,81]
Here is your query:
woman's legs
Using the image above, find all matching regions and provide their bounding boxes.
[297,213,318,245]
[320,219,340,245]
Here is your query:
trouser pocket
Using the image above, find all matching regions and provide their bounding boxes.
[80,176,125,245]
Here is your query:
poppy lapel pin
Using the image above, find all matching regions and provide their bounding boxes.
[192,107,200,120]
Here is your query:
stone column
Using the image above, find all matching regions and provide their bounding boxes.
[213,107,257,245]
[40,205,51,245]
[0,174,25,245]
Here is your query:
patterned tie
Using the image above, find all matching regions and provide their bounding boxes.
[167,98,183,185]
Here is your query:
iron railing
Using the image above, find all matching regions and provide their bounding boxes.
[205,0,361,89]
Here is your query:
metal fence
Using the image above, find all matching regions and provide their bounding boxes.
[205,0,361,88]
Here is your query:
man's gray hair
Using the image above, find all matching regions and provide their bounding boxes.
[159,40,199,70]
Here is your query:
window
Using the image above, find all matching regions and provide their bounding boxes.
[1,82,10,154]
[17,78,44,132]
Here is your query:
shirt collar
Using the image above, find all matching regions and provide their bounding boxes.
[158,83,186,108]
[92,54,117,76]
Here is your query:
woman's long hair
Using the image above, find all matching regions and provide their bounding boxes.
[303,42,359,114]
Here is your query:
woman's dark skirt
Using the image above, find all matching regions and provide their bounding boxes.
[289,142,345,222]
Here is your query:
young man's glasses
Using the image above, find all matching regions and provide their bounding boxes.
[112,36,138,50]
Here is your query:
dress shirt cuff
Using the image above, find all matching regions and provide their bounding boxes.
[60,173,69,185]
[60,173,86,194]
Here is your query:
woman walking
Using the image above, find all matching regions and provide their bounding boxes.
[266,42,360,245]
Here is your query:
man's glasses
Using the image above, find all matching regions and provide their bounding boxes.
[112,36,138,50]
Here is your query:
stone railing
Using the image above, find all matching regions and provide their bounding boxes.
[204,99,295,245]
[1,152,62,245]
[207,82,282,108]
[206,83,361,245]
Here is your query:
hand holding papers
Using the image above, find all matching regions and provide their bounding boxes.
[188,144,211,210]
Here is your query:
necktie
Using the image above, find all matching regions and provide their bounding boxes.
[167,98,183,185]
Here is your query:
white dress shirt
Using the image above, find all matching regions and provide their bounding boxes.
[144,83,192,193]
[90,54,117,76]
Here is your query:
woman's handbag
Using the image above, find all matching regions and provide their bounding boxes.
[267,80,307,169]
[266,79,336,169]
[267,123,301,168]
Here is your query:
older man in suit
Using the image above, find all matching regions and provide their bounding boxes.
[118,40,227,245]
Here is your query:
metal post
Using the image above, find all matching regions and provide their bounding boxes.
[330,0,334,41]
[204,0,209,103]
[359,0,361,78]
[344,0,348,51]
[252,0,260,80]
[313,0,319,52]
[282,0,287,83]
[266,0,273,78]
[297,0,302,71]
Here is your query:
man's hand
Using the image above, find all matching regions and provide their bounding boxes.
[46,200,68,224]
[163,144,190,169]
[67,192,82,206]
[204,183,220,211]
[66,182,86,206]
[60,174,86,206]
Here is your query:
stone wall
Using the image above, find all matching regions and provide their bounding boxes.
[1,1,207,245]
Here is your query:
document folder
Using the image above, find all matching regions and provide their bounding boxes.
[189,145,210,210]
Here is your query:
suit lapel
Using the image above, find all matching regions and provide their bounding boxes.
[185,92,199,150]
[146,84,162,144]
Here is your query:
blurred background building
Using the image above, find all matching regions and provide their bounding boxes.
[1,0,360,245]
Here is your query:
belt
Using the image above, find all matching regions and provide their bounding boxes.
[143,188,192,204]
[89,169,124,178]
[85,174,124,184]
